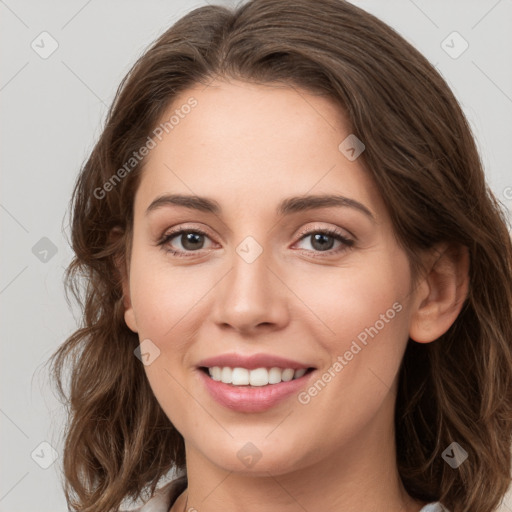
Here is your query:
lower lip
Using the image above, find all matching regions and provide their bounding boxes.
[198,369,314,413]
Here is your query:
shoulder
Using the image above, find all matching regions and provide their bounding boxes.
[419,503,449,512]
[118,475,187,512]
[118,485,445,512]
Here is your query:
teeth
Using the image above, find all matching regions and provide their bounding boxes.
[221,367,232,383]
[268,367,282,384]
[232,367,249,385]
[294,368,307,379]
[249,367,267,386]
[207,366,309,386]
[210,366,222,381]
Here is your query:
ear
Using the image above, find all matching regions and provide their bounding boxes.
[110,227,139,334]
[409,244,469,343]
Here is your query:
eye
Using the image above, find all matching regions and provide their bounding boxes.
[158,228,214,257]
[294,227,354,255]
[157,226,355,258]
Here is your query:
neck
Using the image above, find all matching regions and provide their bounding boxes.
[178,400,427,512]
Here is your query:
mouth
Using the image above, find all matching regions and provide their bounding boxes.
[199,366,316,387]
[196,353,317,411]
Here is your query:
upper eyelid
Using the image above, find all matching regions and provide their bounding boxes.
[162,223,352,238]
[161,225,353,249]
[162,224,217,243]
[296,224,355,241]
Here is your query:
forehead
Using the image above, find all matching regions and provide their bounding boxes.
[134,79,385,220]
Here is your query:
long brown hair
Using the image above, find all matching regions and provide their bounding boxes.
[49,1,512,511]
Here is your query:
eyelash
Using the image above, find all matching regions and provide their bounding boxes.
[157,226,355,258]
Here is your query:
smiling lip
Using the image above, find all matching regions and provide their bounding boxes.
[196,353,315,413]
[197,353,313,370]
[198,370,314,412]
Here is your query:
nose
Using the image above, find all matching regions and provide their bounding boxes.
[211,247,290,335]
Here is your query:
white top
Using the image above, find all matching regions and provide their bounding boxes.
[120,476,447,511]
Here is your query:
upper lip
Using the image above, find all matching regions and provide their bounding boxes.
[197,353,314,370]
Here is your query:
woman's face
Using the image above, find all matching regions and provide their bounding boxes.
[123,79,422,476]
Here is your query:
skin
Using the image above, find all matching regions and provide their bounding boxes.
[119,79,469,512]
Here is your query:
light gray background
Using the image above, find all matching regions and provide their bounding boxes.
[1,0,511,510]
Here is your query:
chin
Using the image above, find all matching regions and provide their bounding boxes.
[199,439,311,476]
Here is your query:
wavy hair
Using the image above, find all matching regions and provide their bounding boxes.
[49,0,512,511]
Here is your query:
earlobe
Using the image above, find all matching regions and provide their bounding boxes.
[121,271,138,334]
[111,228,139,334]
[409,244,470,343]
[124,307,138,334]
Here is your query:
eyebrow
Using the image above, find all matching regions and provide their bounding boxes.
[145,193,375,221]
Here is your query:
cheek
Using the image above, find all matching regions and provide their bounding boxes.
[130,259,202,430]
[298,251,412,397]
[129,252,210,339]
[294,272,410,439]
[295,257,410,345]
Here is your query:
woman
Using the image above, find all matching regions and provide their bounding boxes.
[49,0,512,511]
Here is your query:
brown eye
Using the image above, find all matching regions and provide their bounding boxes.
[295,228,354,255]
[158,229,213,257]
[176,232,206,251]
